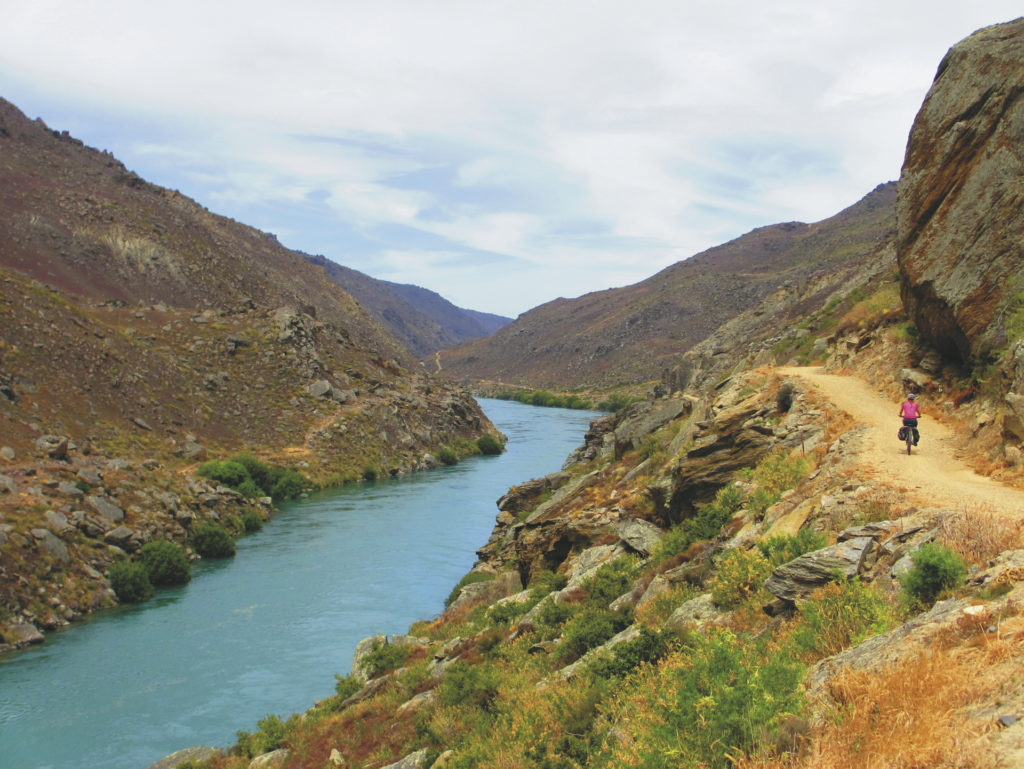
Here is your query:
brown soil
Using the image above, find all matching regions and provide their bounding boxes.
[779,366,1024,517]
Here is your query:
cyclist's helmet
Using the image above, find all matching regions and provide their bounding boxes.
[907,393,916,400]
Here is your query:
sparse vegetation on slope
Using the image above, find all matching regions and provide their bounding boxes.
[437,183,897,392]
[185,346,1024,769]
[0,97,501,639]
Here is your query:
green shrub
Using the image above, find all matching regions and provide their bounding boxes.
[438,447,458,466]
[191,523,236,558]
[534,597,573,630]
[746,450,810,517]
[792,579,896,658]
[587,628,675,679]
[711,548,773,609]
[108,559,154,603]
[900,542,967,607]
[334,673,362,700]
[651,483,744,565]
[234,713,300,758]
[136,540,191,586]
[494,389,595,410]
[580,557,637,608]
[487,598,533,626]
[197,454,307,500]
[439,661,502,711]
[476,434,503,455]
[528,570,568,599]
[268,468,306,500]
[596,630,804,768]
[197,459,249,489]
[231,453,272,492]
[241,510,263,533]
[558,607,631,662]
[362,638,411,678]
[757,528,827,566]
[596,392,639,413]
[234,478,263,498]
[445,571,495,607]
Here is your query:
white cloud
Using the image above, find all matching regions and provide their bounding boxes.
[1,1,1022,316]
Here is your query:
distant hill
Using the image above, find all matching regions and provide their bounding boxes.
[437,183,897,390]
[0,96,494,480]
[304,255,511,358]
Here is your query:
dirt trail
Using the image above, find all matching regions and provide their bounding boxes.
[778,366,1024,517]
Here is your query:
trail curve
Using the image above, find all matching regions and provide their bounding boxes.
[777,367,1024,517]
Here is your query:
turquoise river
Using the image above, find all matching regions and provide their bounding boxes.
[0,399,602,769]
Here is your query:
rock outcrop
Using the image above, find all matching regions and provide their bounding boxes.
[897,17,1024,365]
[475,372,819,583]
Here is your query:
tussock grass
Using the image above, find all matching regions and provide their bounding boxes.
[936,508,1024,567]
[736,607,1024,769]
[797,650,996,769]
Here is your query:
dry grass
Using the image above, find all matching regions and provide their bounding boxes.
[736,604,1024,769]
[936,508,1024,567]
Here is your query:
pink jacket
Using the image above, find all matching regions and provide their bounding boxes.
[900,400,921,419]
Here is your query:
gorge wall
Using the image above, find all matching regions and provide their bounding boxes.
[897,17,1024,365]
[896,16,1024,445]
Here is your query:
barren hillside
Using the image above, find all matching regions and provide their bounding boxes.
[437,183,896,391]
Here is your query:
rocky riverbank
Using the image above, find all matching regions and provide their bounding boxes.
[0,440,274,651]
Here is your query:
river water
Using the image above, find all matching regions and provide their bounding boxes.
[0,399,600,769]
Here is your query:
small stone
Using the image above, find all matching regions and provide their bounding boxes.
[57,481,84,498]
[104,525,135,545]
[0,446,14,461]
[35,435,70,460]
[998,714,1018,728]
[76,467,103,486]
[45,511,72,536]
[7,621,45,646]
[85,494,125,522]
[308,379,333,398]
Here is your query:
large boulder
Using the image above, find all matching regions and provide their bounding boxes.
[446,570,524,612]
[379,749,431,769]
[5,621,45,646]
[145,746,225,769]
[249,749,291,768]
[765,537,876,602]
[350,634,388,682]
[85,494,125,522]
[897,18,1024,364]
[614,518,664,556]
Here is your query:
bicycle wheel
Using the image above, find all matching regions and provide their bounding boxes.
[906,435,912,455]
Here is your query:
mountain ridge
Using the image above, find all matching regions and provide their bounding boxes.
[436,182,897,391]
[303,254,511,358]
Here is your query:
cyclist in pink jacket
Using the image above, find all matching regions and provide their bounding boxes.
[899,393,921,446]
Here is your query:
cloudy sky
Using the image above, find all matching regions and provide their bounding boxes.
[1,2,1020,317]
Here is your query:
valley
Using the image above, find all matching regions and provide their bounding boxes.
[2,13,1024,769]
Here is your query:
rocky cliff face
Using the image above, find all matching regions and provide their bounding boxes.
[897,17,1024,365]
[474,372,825,585]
